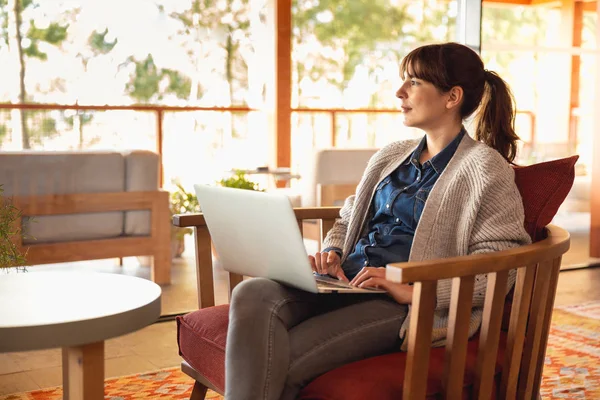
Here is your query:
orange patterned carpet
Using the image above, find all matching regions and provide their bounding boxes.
[540,302,600,399]
[1,301,599,400]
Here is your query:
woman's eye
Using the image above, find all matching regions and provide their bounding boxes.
[411,79,418,86]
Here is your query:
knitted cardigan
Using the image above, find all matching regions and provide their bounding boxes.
[323,133,532,348]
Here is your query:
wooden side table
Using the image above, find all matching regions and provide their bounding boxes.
[0,271,161,400]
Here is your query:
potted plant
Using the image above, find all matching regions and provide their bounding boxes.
[170,182,201,258]
[217,169,263,191]
[0,185,28,272]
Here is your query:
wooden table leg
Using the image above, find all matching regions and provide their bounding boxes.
[62,341,105,400]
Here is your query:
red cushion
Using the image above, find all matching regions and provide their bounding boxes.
[177,305,229,393]
[513,155,578,241]
[298,333,506,400]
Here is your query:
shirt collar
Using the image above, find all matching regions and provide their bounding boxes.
[407,127,466,174]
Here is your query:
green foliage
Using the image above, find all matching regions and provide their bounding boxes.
[170,182,200,215]
[169,182,200,239]
[294,0,412,89]
[482,6,547,67]
[88,28,117,55]
[0,185,28,271]
[162,69,192,99]
[0,124,6,143]
[0,0,69,149]
[25,112,59,147]
[218,170,262,191]
[126,55,161,102]
[24,21,68,60]
[64,111,94,128]
[168,0,251,105]
[126,54,193,103]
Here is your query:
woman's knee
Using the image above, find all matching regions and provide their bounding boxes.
[230,278,285,310]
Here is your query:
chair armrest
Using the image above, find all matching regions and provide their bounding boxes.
[386,225,570,284]
[172,206,342,228]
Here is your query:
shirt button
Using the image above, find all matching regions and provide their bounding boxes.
[364,260,368,266]
[417,177,421,182]
[395,218,400,223]
[386,204,390,208]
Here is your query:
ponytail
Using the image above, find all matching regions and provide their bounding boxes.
[474,70,520,163]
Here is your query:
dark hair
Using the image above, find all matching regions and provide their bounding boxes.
[400,42,520,163]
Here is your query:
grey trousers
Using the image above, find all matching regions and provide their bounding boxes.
[225,278,408,400]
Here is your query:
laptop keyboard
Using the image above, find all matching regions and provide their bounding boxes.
[314,274,356,289]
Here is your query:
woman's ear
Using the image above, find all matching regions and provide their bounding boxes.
[446,86,463,110]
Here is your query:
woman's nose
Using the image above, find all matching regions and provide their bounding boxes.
[396,86,406,99]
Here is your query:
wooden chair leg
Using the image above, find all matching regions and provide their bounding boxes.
[190,381,209,400]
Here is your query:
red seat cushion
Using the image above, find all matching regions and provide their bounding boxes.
[177,304,229,393]
[298,333,506,400]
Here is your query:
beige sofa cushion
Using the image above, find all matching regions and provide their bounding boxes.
[299,148,378,207]
[0,151,125,244]
[124,150,160,236]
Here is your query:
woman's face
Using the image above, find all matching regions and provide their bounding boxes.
[395,67,452,130]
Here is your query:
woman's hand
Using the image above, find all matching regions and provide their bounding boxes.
[308,251,348,282]
[350,267,413,304]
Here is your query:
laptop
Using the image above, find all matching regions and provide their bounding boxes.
[193,184,385,294]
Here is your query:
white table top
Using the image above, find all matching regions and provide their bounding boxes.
[0,271,161,352]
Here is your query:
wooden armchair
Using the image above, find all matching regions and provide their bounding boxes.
[173,207,570,399]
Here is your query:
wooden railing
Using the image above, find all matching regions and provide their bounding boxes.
[0,103,536,185]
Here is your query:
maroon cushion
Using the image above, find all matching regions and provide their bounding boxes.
[298,333,506,400]
[177,304,229,393]
[513,155,578,241]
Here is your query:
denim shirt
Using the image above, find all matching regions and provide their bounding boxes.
[339,129,465,280]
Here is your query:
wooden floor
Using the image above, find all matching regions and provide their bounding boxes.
[1,221,599,396]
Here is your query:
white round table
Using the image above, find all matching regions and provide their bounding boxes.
[0,271,162,400]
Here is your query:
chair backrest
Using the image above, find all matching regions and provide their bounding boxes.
[300,148,378,207]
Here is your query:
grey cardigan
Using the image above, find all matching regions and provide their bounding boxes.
[323,133,532,347]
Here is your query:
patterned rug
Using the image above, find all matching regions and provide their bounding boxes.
[2,301,599,400]
[540,301,600,398]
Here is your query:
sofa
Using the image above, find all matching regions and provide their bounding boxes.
[0,150,171,284]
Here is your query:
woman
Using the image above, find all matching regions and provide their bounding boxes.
[225,42,532,400]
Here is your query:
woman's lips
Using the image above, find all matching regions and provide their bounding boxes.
[401,106,412,113]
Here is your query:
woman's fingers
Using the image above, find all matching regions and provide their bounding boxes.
[359,277,387,289]
[350,267,373,286]
[319,252,330,275]
[333,268,349,282]
[327,251,338,264]
[313,252,322,274]
[308,255,317,272]
[350,267,385,286]
[312,251,343,277]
